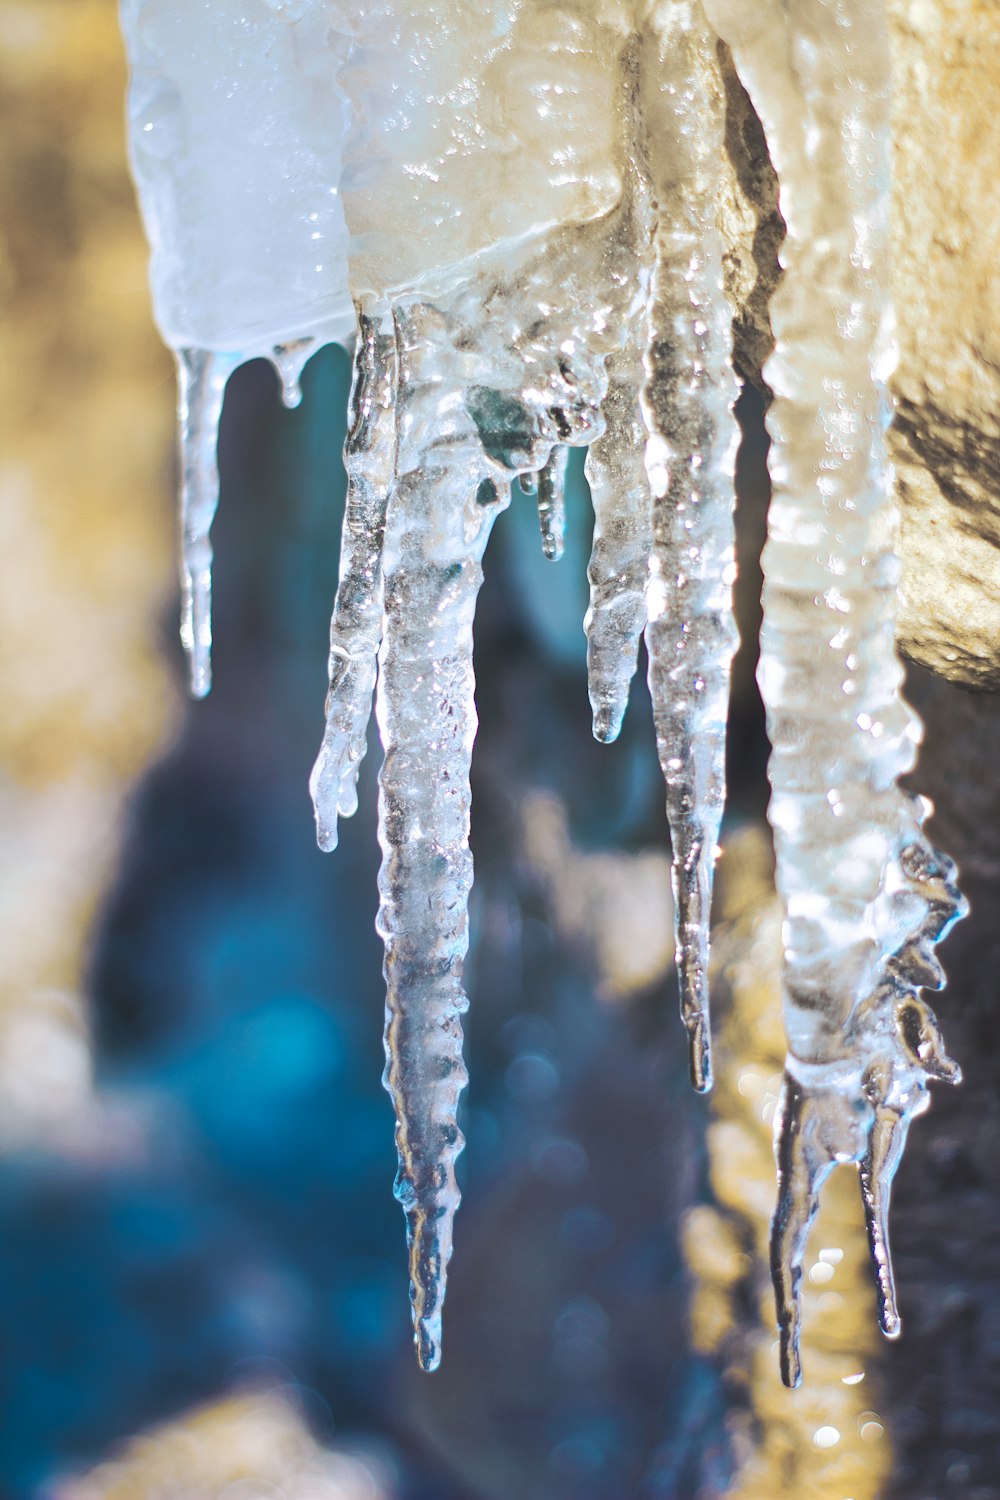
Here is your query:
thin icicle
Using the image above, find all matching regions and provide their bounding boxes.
[535,445,568,561]
[584,338,652,744]
[639,0,739,1093]
[176,348,239,699]
[375,299,510,1372]
[704,0,966,1383]
[310,308,397,850]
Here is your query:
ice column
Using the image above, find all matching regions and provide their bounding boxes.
[703,0,965,1384]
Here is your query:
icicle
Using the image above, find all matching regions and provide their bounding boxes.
[374,300,511,1371]
[535,445,568,561]
[310,308,397,849]
[639,1,739,1093]
[270,338,318,410]
[584,338,652,744]
[703,0,966,1382]
[176,348,239,699]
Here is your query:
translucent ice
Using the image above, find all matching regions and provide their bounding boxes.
[121,0,355,691]
[704,0,966,1384]
[121,0,963,1379]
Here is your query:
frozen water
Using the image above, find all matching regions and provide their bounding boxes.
[121,0,964,1378]
[705,0,966,1385]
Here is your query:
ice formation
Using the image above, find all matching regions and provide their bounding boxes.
[121,0,964,1380]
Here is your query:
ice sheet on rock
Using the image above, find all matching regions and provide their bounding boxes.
[176,348,240,698]
[638,1,739,1093]
[120,0,354,355]
[310,310,398,849]
[704,0,966,1385]
[337,0,632,302]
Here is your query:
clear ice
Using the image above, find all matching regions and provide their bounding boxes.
[121,0,964,1378]
[705,0,966,1384]
[121,0,355,692]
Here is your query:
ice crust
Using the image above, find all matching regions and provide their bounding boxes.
[121,0,354,354]
[121,0,964,1380]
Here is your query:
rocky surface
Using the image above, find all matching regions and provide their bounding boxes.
[715,0,1000,691]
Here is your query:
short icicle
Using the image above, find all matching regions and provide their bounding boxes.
[639,0,739,1093]
[375,300,509,1372]
[271,337,318,410]
[176,347,239,699]
[310,308,397,850]
[584,336,653,745]
[704,0,966,1383]
[535,444,568,561]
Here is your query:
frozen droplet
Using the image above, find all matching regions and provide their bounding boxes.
[271,338,316,409]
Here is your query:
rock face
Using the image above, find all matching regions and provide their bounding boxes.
[716,0,1000,691]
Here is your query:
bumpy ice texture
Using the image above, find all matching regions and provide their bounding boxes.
[704,0,966,1385]
[121,0,963,1379]
[309,0,741,1365]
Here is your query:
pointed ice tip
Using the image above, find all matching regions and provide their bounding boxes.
[542,536,564,563]
[415,1316,442,1373]
[780,1328,803,1389]
[592,704,623,744]
[689,1026,710,1098]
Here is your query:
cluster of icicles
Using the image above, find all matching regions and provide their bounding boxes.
[121,0,966,1384]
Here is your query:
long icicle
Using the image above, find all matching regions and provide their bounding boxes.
[310,308,397,850]
[375,300,509,1372]
[704,0,966,1384]
[584,48,656,747]
[176,347,239,699]
[639,0,739,1092]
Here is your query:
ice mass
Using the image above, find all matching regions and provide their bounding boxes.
[120,0,967,1383]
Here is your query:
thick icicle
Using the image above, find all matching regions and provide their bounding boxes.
[704,0,966,1383]
[176,348,239,699]
[310,309,397,849]
[639,1,739,1093]
[374,300,510,1372]
[535,445,568,562]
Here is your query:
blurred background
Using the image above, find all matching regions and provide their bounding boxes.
[1,3,999,1496]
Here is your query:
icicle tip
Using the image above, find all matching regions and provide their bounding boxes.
[592,702,624,744]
